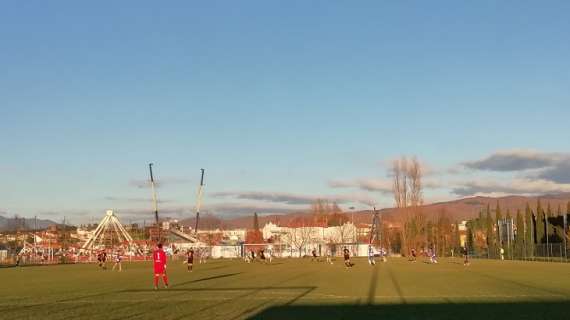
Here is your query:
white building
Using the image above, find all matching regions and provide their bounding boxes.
[263,222,356,244]
[222,229,246,242]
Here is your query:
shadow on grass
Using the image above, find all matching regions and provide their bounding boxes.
[171,272,242,287]
[0,272,243,314]
[123,286,316,293]
[470,269,568,297]
[248,301,570,320]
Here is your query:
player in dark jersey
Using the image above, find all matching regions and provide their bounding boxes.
[101,252,108,270]
[259,249,266,263]
[410,248,417,262]
[187,249,194,272]
[463,246,470,266]
[311,249,318,262]
[343,247,353,268]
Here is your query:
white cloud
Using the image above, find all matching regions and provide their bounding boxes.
[104,196,174,204]
[205,202,303,216]
[129,177,192,189]
[463,150,568,172]
[452,178,570,197]
[461,150,570,186]
[211,190,378,207]
[329,177,442,192]
[328,178,393,193]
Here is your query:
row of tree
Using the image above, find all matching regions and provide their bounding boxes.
[466,200,570,258]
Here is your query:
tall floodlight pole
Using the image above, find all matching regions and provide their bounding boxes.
[545,211,549,260]
[194,169,205,234]
[149,163,160,242]
[563,213,568,261]
[369,207,381,245]
[378,207,382,247]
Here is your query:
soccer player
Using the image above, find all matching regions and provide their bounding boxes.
[101,252,108,270]
[410,248,417,262]
[326,246,333,265]
[187,249,194,272]
[367,245,376,266]
[267,246,273,264]
[112,252,122,272]
[199,248,207,264]
[259,249,266,263]
[153,243,169,290]
[463,246,470,266]
[311,249,318,262]
[431,249,438,264]
[343,247,353,268]
[500,247,505,261]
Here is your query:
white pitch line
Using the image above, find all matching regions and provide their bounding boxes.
[1,294,567,307]
[313,293,569,299]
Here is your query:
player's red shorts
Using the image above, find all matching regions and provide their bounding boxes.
[154,263,165,274]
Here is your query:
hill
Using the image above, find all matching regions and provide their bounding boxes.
[183,193,570,229]
[0,215,58,232]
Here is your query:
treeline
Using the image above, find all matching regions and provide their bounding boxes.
[382,210,463,257]
[310,199,350,227]
[466,200,570,259]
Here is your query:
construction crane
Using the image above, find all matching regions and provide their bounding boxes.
[194,169,205,234]
[148,163,160,242]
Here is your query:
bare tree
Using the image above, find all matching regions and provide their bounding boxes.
[334,222,355,244]
[393,157,408,209]
[393,157,409,254]
[311,199,333,226]
[284,217,314,257]
[392,156,424,255]
[408,157,423,208]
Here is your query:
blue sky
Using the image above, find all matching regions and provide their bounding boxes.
[1,1,569,224]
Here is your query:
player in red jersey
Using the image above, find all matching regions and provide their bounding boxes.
[153,243,169,290]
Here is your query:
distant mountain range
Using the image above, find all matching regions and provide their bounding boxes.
[181,193,570,229]
[4,193,570,232]
[0,216,58,232]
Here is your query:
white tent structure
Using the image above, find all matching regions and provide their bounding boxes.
[81,210,133,251]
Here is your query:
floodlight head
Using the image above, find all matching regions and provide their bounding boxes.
[106,210,114,216]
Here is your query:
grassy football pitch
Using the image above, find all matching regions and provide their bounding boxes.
[1,257,570,320]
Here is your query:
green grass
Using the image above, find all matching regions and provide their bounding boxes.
[1,257,570,319]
